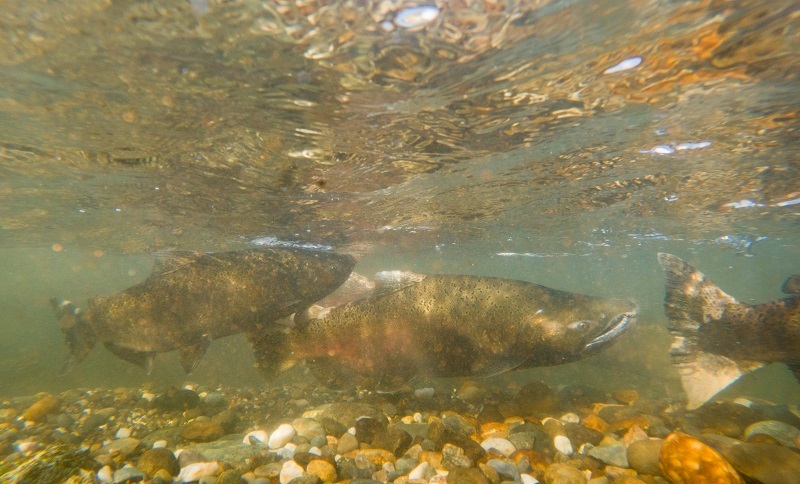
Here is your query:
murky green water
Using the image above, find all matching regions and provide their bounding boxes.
[1,0,799,408]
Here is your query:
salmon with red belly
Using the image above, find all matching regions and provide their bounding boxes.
[254,271,637,389]
[51,247,355,374]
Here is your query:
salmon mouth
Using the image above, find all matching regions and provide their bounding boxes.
[582,308,637,353]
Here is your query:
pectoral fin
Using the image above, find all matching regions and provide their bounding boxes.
[178,336,212,374]
[470,356,527,378]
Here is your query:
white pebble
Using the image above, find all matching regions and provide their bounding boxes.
[153,440,167,449]
[603,56,643,74]
[394,5,439,29]
[521,474,540,484]
[347,426,357,435]
[243,430,270,445]
[97,465,114,483]
[480,437,517,457]
[554,435,573,455]
[408,461,430,480]
[276,442,296,460]
[177,461,220,482]
[268,423,296,449]
[309,446,322,456]
[413,412,423,423]
[279,460,305,484]
[141,392,155,402]
[560,413,580,424]
[115,427,132,439]
[414,387,435,400]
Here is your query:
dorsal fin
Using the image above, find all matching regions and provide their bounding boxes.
[152,250,204,274]
[373,271,426,295]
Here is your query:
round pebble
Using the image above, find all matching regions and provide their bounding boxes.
[269,423,297,449]
[243,430,270,445]
[481,437,516,457]
[279,460,304,484]
[659,433,743,483]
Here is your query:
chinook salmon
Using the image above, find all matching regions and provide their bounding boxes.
[254,271,637,388]
[657,253,800,409]
[51,247,355,374]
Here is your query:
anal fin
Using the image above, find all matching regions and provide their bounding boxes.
[178,336,212,374]
[675,348,764,410]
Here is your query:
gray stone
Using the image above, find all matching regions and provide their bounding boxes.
[113,465,145,483]
[100,437,142,458]
[586,442,628,468]
[626,439,662,476]
[486,459,520,482]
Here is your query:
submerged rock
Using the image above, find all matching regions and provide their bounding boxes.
[659,433,743,483]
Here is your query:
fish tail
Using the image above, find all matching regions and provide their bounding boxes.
[657,253,763,409]
[50,298,96,373]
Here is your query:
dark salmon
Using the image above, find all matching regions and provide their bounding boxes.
[51,247,355,374]
[255,271,637,388]
[658,253,800,409]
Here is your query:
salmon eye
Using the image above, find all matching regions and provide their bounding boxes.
[568,321,590,331]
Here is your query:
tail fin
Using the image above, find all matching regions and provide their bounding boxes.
[656,254,764,409]
[50,298,96,374]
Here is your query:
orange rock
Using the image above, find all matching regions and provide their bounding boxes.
[22,394,60,422]
[608,416,651,434]
[418,450,443,468]
[343,448,396,466]
[480,422,508,439]
[581,414,608,434]
[659,432,744,484]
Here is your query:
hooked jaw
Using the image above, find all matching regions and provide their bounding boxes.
[582,307,637,354]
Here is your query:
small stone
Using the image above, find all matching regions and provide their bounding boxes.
[621,426,649,447]
[293,418,326,440]
[203,392,226,407]
[613,390,640,404]
[581,415,608,435]
[563,423,603,447]
[269,423,297,449]
[138,447,180,478]
[337,431,359,454]
[243,430,270,445]
[626,439,662,476]
[22,395,60,422]
[659,433,743,484]
[343,448,396,467]
[586,439,628,468]
[178,461,221,482]
[480,437,516,457]
[279,460,305,484]
[544,463,587,484]
[215,469,244,484]
[116,427,132,439]
[181,421,225,442]
[408,461,429,480]
[112,465,145,484]
[447,467,490,483]
[307,459,337,482]
[414,387,435,400]
[176,448,210,467]
[487,458,520,482]
[97,465,113,483]
[553,435,573,455]
[101,437,142,458]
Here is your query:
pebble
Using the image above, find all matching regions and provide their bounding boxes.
[544,463,587,483]
[626,439,663,476]
[101,437,142,457]
[112,465,144,484]
[181,420,225,442]
[115,427,132,439]
[586,439,628,468]
[243,429,270,445]
[138,447,180,477]
[279,460,305,483]
[22,395,60,422]
[292,418,326,440]
[554,435,573,455]
[414,387,435,400]
[407,461,429,480]
[306,459,337,482]
[177,461,220,482]
[337,431,359,454]
[481,437,516,457]
[269,423,297,449]
[97,465,114,483]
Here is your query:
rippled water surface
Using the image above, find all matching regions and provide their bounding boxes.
[1,0,798,404]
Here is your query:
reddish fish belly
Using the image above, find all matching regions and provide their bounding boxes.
[307,323,419,372]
